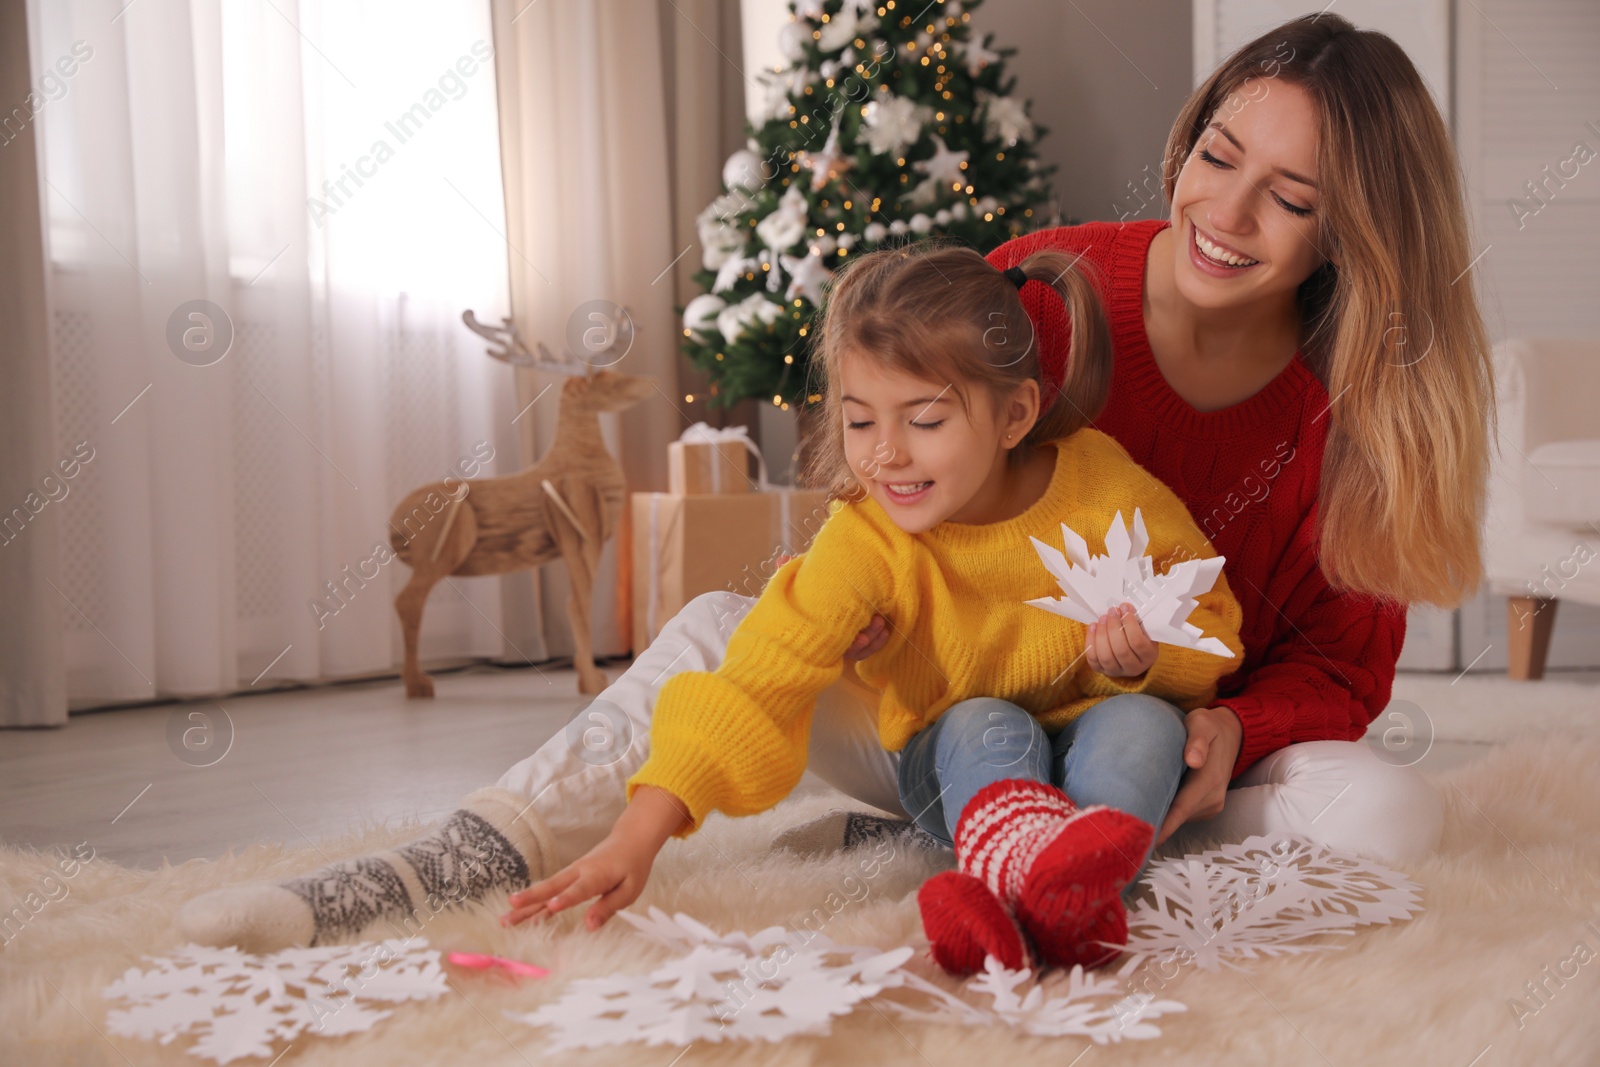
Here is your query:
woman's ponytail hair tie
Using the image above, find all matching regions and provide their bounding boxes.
[1002,265,1028,289]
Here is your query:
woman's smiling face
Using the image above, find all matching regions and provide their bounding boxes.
[1169,78,1328,309]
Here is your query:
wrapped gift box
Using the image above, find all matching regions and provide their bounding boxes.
[667,439,751,494]
[631,488,832,651]
[667,424,760,495]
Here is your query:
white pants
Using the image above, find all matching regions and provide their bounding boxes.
[497,592,1444,871]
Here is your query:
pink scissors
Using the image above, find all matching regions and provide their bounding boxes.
[446,951,550,979]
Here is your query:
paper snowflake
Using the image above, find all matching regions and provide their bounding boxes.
[508,908,913,1049]
[1026,508,1235,657]
[102,939,447,1064]
[510,908,1183,1049]
[886,958,1185,1042]
[1118,834,1424,975]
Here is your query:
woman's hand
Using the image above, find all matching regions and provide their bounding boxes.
[500,786,689,931]
[1085,603,1158,678]
[774,553,891,663]
[846,614,889,661]
[1155,705,1243,846]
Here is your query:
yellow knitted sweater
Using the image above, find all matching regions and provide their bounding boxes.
[626,430,1245,837]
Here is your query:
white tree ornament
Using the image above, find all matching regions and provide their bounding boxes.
[781,249,833,305]
[716,292,784,344]
[777,20,809,63]
[907,175,943,206]
[913,134,970,188]
[712,252,760,295]
[1118,835,1425,975]
[696,193,747,271]
[979,90,1035,144]
[755,184,810,252]
[753,68,798,123]
[861,95,932,156]
[1026,508,1236,657]
[960,32,1001,74]
[722,149,765,192]
[682,293,726,335]
[102,940,447,1064]
[818,2,876,52]
[800,119,851,191]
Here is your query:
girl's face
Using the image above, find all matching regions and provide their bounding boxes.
[838,351,1036,534]
[1168,78,1327,310]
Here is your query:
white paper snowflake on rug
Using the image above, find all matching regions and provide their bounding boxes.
[102,939,447,1064]
[886,958,1186,1042]
[509,907,1184,1049]
[507,908,914,1049]
[1026,508,1234,656]
[1118,834,1424,975]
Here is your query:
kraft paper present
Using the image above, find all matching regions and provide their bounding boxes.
[668,439,753,495]
[666,423,768,495]
[631,489,832,652]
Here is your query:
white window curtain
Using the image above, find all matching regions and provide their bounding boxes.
[30,0,531,706]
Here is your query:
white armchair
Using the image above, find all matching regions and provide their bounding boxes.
[1485,338,1600,679]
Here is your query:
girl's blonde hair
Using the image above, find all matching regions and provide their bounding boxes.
[801,241,1112,498]
[1164,14,1495,608]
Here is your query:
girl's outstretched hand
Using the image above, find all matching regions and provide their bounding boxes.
[499,833,657,932]
[1085,602,1158,677]
[500,785,688,932]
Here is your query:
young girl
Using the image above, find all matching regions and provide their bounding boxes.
[507,241,1245,976]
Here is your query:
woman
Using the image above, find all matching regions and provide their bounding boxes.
[181,14,1493,952]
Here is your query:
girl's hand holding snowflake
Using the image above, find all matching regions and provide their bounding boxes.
[1085,603,1158,678]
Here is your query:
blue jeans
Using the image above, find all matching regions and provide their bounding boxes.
[897,694,1189,898]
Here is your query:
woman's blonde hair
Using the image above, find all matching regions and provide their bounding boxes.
[800,241,1111,498]
[1164,14,1494,608]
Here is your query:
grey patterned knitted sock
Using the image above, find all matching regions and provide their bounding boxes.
[177,787,554,953]
[772,809,943,859]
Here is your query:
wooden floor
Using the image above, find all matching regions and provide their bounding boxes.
[0,664,592,870]
[0,664,1525,870]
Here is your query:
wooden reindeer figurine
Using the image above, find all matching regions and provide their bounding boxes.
[388,311,652,697]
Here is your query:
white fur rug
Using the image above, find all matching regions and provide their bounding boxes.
[4,736,1598,1066]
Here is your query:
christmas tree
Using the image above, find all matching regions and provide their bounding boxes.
[681,0,1060,413]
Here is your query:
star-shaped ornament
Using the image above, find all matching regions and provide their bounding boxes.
[800,120,853,191]
[961,33,1000,74]
[912,134,969,189]
[781,250,833,305]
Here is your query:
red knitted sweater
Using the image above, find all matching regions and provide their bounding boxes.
[987,219,1406,780]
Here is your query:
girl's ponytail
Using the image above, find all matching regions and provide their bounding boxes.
[1009,250,1113,445]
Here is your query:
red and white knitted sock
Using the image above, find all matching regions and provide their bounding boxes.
[953,778,1152,970]
[916,870,1032,976]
